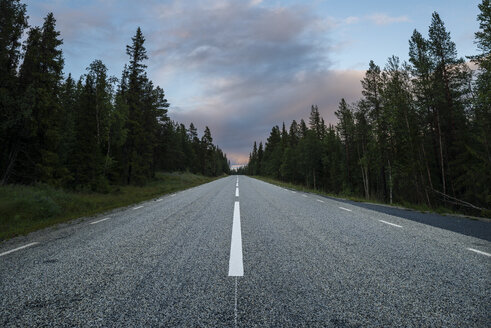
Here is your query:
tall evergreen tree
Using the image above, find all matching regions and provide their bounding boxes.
[16,13,66,185]
[0,0,28,184]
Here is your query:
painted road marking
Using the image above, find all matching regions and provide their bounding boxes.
[228,201,243,276]
[133,206,143,210]
[467,248,491,257]
[339,207,352,212]
[90,217,111,225]
[234,277,238,327]
[302,195,308,198]
[316,199,325,203]
[170,194,176,197]
[235,187,239,197]
[379,220,402,228]
[291,190,296,193]
[0,242,39,257]
[156,198,163,202]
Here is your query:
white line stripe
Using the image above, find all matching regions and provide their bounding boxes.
[90,217,111,225]
[236,183,238,187]
[234,277,238,327]
[133,206,143,210]
[228,201,243,276]
[170,194,176,197]
[339,207,352,212]
[235,187,239,197]
[291,190,296,193]
[302,195,308,198]
[156,198,163,202]
[467,248,491,257]
[316,199,324,203]
[0,242,39,257]
[379,220,402,228]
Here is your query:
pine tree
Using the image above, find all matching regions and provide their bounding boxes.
[16,13,66,185]
[335,98,355,186]
[360,60,388,200]
[428,12,472,201]
[0,0,28,184]
[257,142,264,175]
[201,126,214,175]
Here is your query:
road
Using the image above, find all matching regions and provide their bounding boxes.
[1,176,489,327]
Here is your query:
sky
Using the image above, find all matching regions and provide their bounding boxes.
[25,0,482,166]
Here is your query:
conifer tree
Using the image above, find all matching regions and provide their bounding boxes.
[0,0,28,184]
[17,13,66,185]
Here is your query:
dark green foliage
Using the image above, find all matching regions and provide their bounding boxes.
[16,13,66,186]
[0,4,229,194]
[245,8,490,216]
[0,0,28,185]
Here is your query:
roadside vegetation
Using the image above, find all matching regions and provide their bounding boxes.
[240,3,491,218]
[0,1,231,240]
[251,176,477,218]
[0,172,219,241]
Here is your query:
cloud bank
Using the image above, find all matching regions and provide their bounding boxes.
[27,0,367,165]
[147,1,364,164]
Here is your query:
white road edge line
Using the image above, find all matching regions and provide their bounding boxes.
[156,198,163,202]
[228,201,243,276]
[379,220,402,228]
[467,248,491,257]
[0,242,39,257]
[133,206,143,210]
[170,194,176,197]
[90,217,111,225]
[235,187,239,197]
[339,207,352,212]
[316,199,324,203]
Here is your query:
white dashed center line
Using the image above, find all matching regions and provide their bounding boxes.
[467,248,491,257]
[235,187,239,197]
[0,242,39,257]
[339,207,352,212]
[379,220,402,228]
[228,201,243,276]
[90,217,111,225]
[133,206,143,210]
[316,199,324,203]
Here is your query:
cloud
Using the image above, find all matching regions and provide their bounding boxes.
[367,13,411,26]
[26,0,365,166]
[169,69,364,165]
[146,1,365,165]
[343,16,360,25]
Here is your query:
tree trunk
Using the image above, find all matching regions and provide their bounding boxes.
[1,146,19,185]
[388,159,392,205]
[436,109,446,196]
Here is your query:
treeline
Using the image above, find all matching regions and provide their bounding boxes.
[242,4,490,215]
[0,0,229,191]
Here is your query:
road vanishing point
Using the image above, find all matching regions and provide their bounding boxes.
[1,176,490,327]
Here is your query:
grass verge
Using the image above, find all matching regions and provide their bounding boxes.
[251,175,489,219]
[0,172,220,241]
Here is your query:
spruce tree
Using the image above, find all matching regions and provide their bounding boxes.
[0,0,28,184]
[17,13,66,185]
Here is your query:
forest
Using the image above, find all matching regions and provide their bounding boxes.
[0,0,230,193]
[242,2,490,216]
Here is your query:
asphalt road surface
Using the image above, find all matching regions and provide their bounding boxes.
[1,176,489,327]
